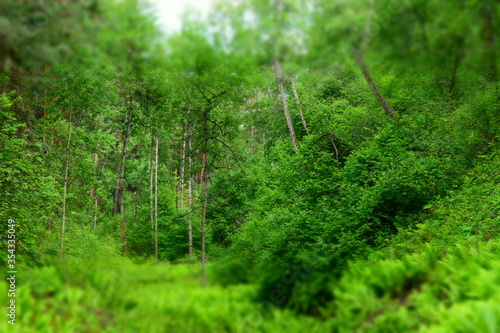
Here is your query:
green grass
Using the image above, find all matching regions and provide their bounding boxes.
[6,240,500,332]
[0,258,327,333]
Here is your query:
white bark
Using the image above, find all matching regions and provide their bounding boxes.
[154,135,159,262]
[179,135,186,210]
[188,136,193,257]
[273,59,299,151]
[291,80,310,135]
[60,109,72,256]
[92,153,98,230]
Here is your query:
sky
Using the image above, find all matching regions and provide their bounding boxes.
[148,0,213,34]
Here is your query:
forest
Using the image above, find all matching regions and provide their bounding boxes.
[1,0,500,332]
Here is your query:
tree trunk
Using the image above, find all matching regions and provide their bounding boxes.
[188,136,193,257]
[325,119,339,163]
[93,197,98,230]
[133,174,141,225]
[291,80,310,135]
[119,181,126,255]
[249,126,256,155]
[116,93,134,255]
[190,86,228,286]
[449,35,464,95]
[201,112,209,288]
[201,169,208,288]
[112,176,120,216]
[154,135,159,262]
[92,153,98,230]
[481,2,497,82]
[273,59,300,151]
[356,0,397,120]
[149,135,154,233]
[60,109,72,256]
[42,98,47,146]
[355,50,398,119]
[94,153,109,230]
[179,134,186,210]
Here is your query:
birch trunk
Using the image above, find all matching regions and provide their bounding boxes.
[291,80,310,135]
[273,59,299,151]
[118,93,134,255]
[201,172,208,288]
[92,153,98,230]
[179,135,186,210]
[356,0,397,120]
[112,172,120,216]
[325,119,340,163]
[149,135,154,233]
[60,109,72,256]
[93,197,98,230]
[119,181,126,255]
[201,112,209,288]
[355,50,398,119]
[188,136,193,257]
[133,174,140,225]
[154,135,159,262]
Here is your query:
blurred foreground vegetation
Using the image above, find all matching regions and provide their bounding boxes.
[1,0,500,332]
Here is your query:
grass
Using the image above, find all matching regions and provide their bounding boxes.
[0,257,327,333]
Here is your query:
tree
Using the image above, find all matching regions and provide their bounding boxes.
[274,59,299,151]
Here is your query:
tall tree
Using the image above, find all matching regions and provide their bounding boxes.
[154,135,159,261]
[60,108,72,256]
[112,92,134,255]
[188,136,194,257]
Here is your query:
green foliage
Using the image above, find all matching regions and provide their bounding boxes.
[0,255,327,332]
[390,149,500,255]
[0,77,59,266]
[0,0,163,69]
[315,240,500,332]
[2,0,500,331]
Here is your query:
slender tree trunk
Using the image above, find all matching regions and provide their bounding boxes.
[273,58,299,151]
[119,183,126,255]
[291,80,310,135]
[356,0,397,120]
[116,93,134,255]
[92,152,108,230]
[42,99,47,145]
[112,169,120,216]
[133,174,141,225]
[188,136,193,257]
[449,35,464,95]
[179,135,186,210]
[201,170,208,288]
[149,135,154,233]
[92,153,99,230]
[481,3,497,82]
[154,135,159,262]
[190,87,227,285]
[355,50,398,119]
[60,109,72,256]
[250,126,255,155]
[325,119,339,163]
[201,112,209,288]
[93,197,98,230]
